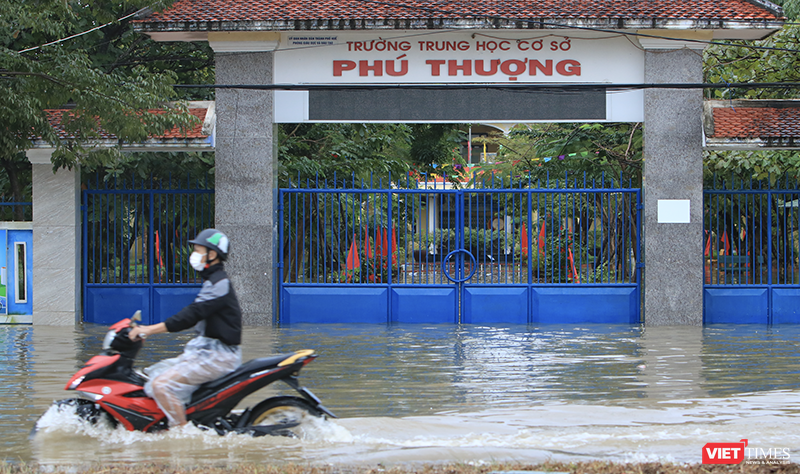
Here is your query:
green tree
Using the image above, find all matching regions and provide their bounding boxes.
[470,122,642,187]
[278,123,463,188]
[0,0,200,208]
[773,0,800,20]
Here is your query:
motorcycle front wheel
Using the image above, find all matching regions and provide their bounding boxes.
[31,398,115,437]
[244,396,324,437]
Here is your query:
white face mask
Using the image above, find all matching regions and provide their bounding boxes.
[189,251,206,271]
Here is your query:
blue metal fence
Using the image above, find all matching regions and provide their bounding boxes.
[0,198,31,222]
[704,174,800,324]
[82,173,214,325]
[279,172,641,324]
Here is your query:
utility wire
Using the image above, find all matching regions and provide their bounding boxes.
[17,8,149,54]
[172,82,800,91]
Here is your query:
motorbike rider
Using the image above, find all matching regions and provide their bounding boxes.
[128,228,243,428]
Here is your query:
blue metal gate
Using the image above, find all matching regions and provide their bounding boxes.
[704,175,800,323]
[82,174,214,325]
[278,173,642,324]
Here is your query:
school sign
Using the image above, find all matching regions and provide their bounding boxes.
[271,31,644,122]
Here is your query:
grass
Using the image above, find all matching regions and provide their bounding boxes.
[2,462,799,474]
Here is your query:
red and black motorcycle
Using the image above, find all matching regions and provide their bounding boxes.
[35,313,335,436]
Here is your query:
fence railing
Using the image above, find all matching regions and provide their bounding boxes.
[280,172,641,286]
[0,198,32,222]
[704,174,800,286]
[83,173,214,286]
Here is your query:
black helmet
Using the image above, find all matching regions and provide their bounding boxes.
[189,228,230,261]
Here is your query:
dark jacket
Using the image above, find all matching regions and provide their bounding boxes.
[164,263,242,346]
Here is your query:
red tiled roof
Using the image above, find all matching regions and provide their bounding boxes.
[712,107,800,139]
[138,0,780,24]
[44,108,209,141]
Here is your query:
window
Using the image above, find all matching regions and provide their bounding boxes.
[14,242,27,303]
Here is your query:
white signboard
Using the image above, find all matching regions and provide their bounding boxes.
[273,30,644,123]
[275,31,643,84]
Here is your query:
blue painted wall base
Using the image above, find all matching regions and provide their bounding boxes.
[279,284,640,324]
[85,286,200,325]
[704,287,800,324]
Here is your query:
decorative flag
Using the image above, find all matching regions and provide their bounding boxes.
[390,227,398,265]
[345,235,360,272]
[538,220,546,255]
[721,230,730,255]
[155,231,164,268]
[375,229,385,259]
[568,247,580,283]
[381,228,390,257]
[520,223,529,255]
[363,230,372,259]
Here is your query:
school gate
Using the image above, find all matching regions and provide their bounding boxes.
[82,174,215,326]
[278,174,641,324]
[129,1,783,326]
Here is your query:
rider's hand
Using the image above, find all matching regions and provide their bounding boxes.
[129,326,148,341]
[128,322,166,341]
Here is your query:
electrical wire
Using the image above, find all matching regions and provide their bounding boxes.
[171,82,800,91]
[17,8,149,54]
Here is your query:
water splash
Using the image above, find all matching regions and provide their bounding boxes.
[32,401,354,448]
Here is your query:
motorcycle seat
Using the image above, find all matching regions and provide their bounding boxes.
[193,353,295,396]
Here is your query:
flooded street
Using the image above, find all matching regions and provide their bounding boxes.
[2,323,800,466]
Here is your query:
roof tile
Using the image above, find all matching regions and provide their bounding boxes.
[44,108,209,141]
[713,107,800,139]
[138,0,780,23]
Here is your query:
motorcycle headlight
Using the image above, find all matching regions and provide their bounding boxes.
[68,376,85,390]
[102,330,116,350]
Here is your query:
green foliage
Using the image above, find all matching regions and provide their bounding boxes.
[470,122,642,187]
[588,261,617,283]
[704,150,800,184]
[408,124,466,185]
[83,151,215,184]
[705,25,800,100]
[278,123,464,188]
[278,123,412,187]
[770,0,800,20]
[539,228,585,283]
[0,0,204,181]
[462,227,507,259]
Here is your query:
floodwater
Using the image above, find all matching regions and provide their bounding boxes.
[2,323,800,467]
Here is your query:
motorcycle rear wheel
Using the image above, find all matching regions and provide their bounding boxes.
[245,396,324,437]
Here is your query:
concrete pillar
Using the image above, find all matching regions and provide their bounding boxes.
[640,35,707,325]
[26,149,81,325]
[211,33,280,326]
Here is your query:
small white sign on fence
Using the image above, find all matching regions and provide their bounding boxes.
[657,199,691,223]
